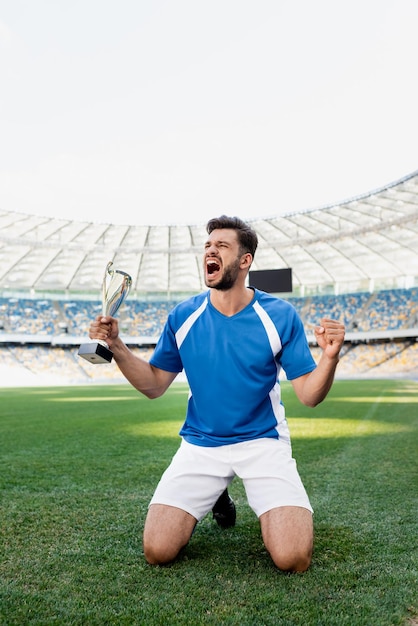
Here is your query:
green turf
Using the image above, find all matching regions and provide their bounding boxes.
[1,379,417,625]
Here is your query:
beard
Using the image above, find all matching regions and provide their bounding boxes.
[206,257,241,291]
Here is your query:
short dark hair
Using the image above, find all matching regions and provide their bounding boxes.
[206,215,258,258]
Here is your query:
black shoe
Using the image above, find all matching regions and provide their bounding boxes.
[212,488,236,528]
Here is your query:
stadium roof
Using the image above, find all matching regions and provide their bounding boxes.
[1,170,418,297]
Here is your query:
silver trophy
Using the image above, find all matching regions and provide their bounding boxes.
[78,261,132,364]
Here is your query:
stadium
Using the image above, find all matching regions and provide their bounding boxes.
[2,171,418,625]
[1,169,417,386]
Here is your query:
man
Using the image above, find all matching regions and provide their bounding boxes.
[89,215,345,572]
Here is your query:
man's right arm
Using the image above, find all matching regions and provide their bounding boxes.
[89,315,177,399]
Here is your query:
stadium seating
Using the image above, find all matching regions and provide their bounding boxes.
[0,288,417,384]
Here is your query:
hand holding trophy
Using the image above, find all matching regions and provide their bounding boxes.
[78,261,132,364]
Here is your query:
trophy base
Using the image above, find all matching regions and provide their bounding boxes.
[78,342,113,364]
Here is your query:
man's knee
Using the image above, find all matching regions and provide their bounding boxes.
[260,506,313,573]
[143,504,196,566]
[270,545,312,573]
[143,537,180,566]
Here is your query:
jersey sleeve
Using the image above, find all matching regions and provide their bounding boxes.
[278,308,316,380]
[149,316,183,373]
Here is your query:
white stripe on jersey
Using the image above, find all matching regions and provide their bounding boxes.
[252,300,282,356]
[269,383,291,444]
[253,301,291,443]
[175,297,208,349]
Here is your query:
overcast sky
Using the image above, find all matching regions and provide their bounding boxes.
[0,0,417,226]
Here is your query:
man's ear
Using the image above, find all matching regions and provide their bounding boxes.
[240,253,253,269]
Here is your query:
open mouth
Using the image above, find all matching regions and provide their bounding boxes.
[206,259,221,275]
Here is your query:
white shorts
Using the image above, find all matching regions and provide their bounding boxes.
[149,438,313,521]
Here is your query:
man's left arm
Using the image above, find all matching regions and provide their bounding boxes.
[291,318,345,408]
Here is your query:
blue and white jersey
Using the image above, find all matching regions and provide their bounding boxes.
[149,289,316,447]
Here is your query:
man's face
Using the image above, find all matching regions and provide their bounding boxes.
[203,228,243,290]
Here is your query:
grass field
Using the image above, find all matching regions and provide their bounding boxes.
[1,379,417,625]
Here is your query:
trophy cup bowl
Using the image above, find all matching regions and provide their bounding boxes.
[78,262,132,364]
